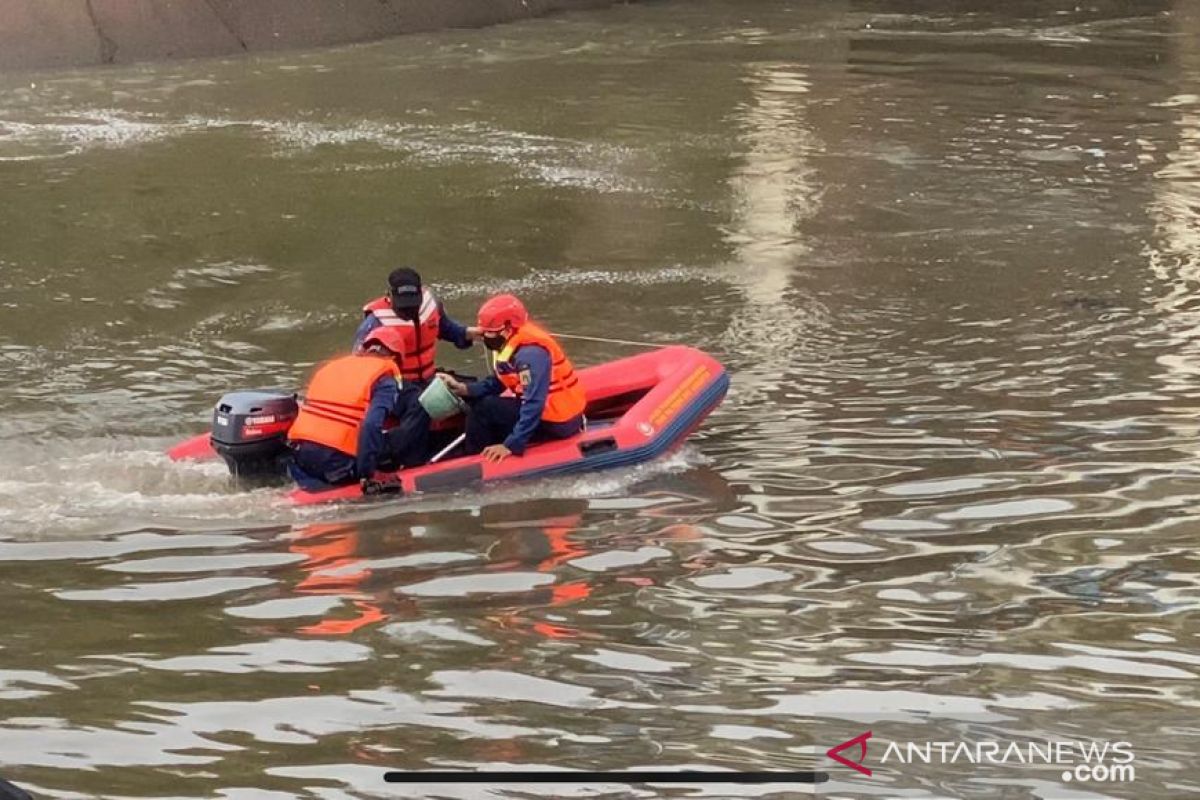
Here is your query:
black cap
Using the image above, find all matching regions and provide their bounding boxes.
[387,267,422,311]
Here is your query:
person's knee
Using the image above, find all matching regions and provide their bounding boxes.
[465,398,500,453]
[385,414,432,467]
[541,414,583,441]
[473,394,507,419]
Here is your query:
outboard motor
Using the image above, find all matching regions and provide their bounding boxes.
[210,391,299,479]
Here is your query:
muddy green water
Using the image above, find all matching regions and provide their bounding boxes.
[2,1,1200,797]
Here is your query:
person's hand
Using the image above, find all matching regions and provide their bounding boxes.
[482,444,512,463]
[437,372,468,397]
[466,325,483,342]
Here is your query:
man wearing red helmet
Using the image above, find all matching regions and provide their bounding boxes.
[440,294,586,462]
[287,327,428,491]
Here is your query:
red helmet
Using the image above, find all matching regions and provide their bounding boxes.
[360,326,406,356]
[477,294,528,333]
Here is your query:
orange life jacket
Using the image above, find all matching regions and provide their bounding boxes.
[495,321,586,423]
[362,288,441,382]
[287,355,401,456]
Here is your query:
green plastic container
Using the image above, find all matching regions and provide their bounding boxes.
[419,378,468,421]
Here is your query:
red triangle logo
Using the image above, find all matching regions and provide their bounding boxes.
[826,731,873,776]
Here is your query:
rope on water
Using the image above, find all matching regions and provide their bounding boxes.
[550,332,666,349]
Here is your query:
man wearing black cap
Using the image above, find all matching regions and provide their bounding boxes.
[353,267,478,385]
[351,267,478,467]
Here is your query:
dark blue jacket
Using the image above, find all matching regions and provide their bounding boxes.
[352,301,473,354]
[356,374,402,478]
[289,374,401,490]
[467,344,553,455]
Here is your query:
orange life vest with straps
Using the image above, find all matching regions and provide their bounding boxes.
[362,288,441,383]
[287,355,401,456]
[495,322,586,423]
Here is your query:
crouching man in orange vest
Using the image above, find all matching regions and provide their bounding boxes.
[440,294,586,462]
[287,327,427,492]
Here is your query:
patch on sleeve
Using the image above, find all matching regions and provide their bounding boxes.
[518,367,532,387]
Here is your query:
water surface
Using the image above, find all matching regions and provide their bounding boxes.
[1,1,1199,797]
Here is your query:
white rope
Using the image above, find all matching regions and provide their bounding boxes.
[550,332,665,349]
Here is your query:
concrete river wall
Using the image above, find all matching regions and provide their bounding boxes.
[0,0,630,70]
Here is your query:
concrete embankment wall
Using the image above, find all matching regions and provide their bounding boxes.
[0,0,628,70]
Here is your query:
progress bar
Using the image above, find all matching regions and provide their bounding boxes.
[384,770,829,784]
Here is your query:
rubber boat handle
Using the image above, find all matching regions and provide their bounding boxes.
[579,437,618,457]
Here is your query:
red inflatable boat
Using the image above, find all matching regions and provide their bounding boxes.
[168,345,728,506]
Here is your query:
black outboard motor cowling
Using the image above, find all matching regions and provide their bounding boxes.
[211,391,298,479]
